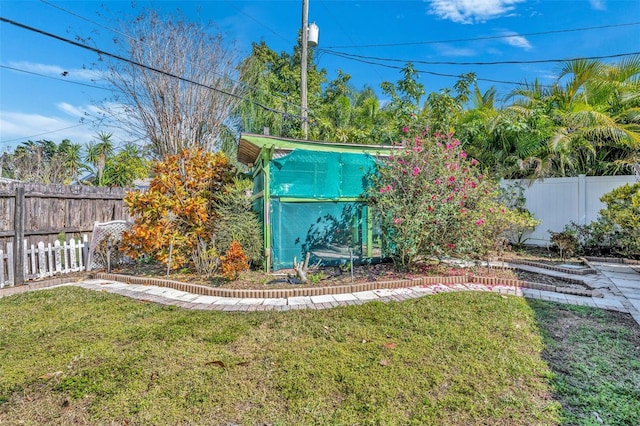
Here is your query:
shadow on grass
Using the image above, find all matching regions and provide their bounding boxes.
[527,299,640,425]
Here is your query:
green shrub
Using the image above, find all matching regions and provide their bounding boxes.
[549,229,578,259]
[213,178,264,266]
[599,183,640,258]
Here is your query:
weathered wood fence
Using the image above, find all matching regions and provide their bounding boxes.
[0,181,130,285]
[0,235,88,288]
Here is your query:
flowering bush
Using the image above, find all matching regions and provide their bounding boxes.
[366,127,513,270]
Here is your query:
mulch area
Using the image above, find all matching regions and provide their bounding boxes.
[107,260,589,291]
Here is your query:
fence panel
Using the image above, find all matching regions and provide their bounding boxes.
[0,235,88,286]
[502,175,636,245]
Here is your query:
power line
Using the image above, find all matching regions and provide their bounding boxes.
[222,0,293,45]
[316,0,385,84]
[0,16,302,119]
[0,64,115,92]
[38,0,305,112]
[0,111,127,145]
[320,50,550,87]
[324,21,640,49]
[320,48,640,67]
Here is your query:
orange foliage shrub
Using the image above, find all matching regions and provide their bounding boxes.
[220,240,249,281]
[121,148,234,269]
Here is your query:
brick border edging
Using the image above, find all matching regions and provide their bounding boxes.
[503,258,597,275]
[584,256,640,265]
[94,272,600,299]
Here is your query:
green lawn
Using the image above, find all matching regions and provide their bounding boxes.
[0,287,637,425]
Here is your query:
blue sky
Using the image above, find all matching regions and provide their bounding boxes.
[1,0,639,150]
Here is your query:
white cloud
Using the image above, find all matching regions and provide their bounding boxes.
[500,32,532,50]
[590,0,606,10]
[426,0,526,24]
[6,61,105,82]
[0,103,135,151]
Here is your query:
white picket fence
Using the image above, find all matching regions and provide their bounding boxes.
[0,235,88,288]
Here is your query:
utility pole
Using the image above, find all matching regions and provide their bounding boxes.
[301,0,309,139]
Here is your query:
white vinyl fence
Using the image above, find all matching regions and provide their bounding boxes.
[0,235,88,288]
[502,175,637,246]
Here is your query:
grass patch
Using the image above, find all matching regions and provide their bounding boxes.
[529,300,640,425]
[1,286,635,425]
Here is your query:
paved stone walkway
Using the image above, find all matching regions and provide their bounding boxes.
[2,261,639,325]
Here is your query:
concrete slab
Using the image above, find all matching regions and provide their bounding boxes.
[236,298,264,305]
[213,297,241,305]
[172,293,200,302]
[626,298,640,312]
[353,291,379,301]
[593,298,626,310]
[310,295,337,304]
[288,296,312,305]
[191,295,222,304]
[521,288,541,299]
[373,288,400,297]
[332,293,358,302]
[262,298,287,306]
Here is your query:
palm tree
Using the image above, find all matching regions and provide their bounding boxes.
[58,139,84,183]
[491,57,640,178]
[86,132,114,186]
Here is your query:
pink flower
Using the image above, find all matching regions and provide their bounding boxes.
[445,143,454,150]
[460,151,467,159]
[470,158,479,166]
[393,217,403,224]
[431,194,437,200]
[428,205,433,211]
[476,219,484,226]
[448,176,455,182]
[448,243,455,249]
[402,126,409,133]
[435,179,442,185]
[412,166,420,176]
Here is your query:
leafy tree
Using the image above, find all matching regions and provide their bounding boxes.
[237,40,326,139]
[102,143,150,187]
[478,57,640,179]
[1,139,85,184]
[599,183,640,257]
[310,71,383,144]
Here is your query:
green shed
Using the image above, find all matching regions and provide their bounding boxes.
[237,133,396,271]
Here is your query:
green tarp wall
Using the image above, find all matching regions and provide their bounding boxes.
[256,149,382,270]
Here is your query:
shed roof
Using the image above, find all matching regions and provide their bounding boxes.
[237,133,396,166]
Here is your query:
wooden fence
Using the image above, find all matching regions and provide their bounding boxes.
[0,235,88,288]
[0,181,130,285]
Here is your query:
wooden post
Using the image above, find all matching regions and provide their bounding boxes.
[14,186,25,285]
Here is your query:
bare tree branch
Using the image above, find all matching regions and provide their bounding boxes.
[103,10,243,158]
